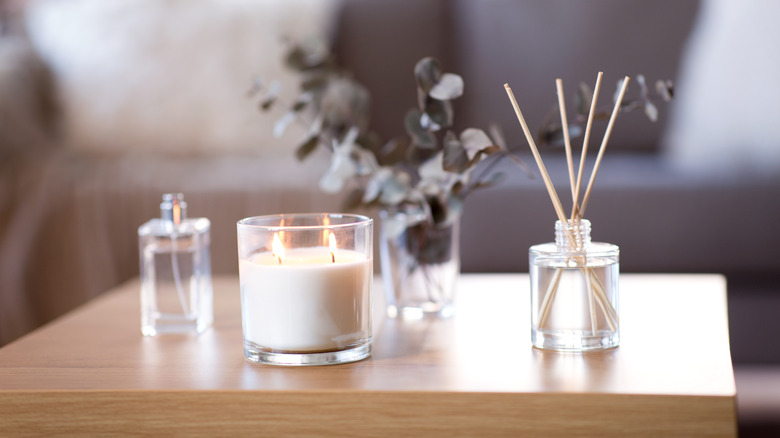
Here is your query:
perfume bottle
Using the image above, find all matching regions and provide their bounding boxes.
[529,219,619,351]
[139,193,213,336]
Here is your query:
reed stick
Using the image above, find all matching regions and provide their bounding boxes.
[571,72,603,221]
[585,267,598,334]
[578,76,630,218]
[557,79,599,335]
[506,77,625,337]
[559,72,614,336]
[504,84,567,224]
[555,79,577,207]
[537,268,563,329]
[585,268,618,331]
[508,83,583,331]
[588,272,619,326]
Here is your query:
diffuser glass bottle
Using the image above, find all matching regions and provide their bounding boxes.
[139,193,213,336]
[529,219,619,351]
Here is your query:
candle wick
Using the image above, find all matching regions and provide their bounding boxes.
[276,255,282,265]
[331,252,335,263]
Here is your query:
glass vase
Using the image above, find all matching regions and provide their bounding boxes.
[378,209,460,319]
[529,219,619,351]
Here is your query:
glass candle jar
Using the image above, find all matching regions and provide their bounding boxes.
[529,219,619,351]
[237,213,373,366]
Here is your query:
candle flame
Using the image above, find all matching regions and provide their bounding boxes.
[277,218,286,243]
[322,216,330,245]
[272,233,284,264]
[329,232,336,263]
[172,202,181,225]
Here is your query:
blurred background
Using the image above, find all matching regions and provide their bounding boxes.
[1,0,779,434]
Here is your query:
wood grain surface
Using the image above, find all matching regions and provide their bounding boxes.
[0,274,737,437]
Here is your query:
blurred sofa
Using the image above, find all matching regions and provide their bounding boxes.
[1,0,779,381]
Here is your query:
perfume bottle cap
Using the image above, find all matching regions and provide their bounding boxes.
[160,193,187,225]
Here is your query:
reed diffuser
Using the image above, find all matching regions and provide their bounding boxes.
[505,73,629,351]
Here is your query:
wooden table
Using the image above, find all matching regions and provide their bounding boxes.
[0,274,737,437]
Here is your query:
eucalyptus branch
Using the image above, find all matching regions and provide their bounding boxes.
[457,152,507,199]
[538,74,673,147]
[252,39,528,227]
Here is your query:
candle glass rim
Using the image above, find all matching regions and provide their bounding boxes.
[237,213,372,231]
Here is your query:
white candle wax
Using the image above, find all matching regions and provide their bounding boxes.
[239,247,371,352]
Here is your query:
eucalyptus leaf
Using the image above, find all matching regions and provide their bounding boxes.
[260,96,276,111]
[538,122,566,146]
[362,168,387,203]
[429,73,464,101]
[350,143,379,176]
[488,123,508,150]
[419,111,440,132]
[569,125,584,139]
[295,135,319,161]
[405,109,436,148]
[574,82,593,116]
[460,128,493,158]
[466,145,500,169]
[443,131,469,173]
[379,171,412,205]
[538,123,583,146]
[321,78,370,130]
[636,74,648,98]
[308,113,323,137]
[285,37,329,71]
[364,168,412,206]
[644,101,658,122]
[285,47,312,71]
[319,160,354,193]
[273,111,296,138]
[259,80,281,111]
[420,98,453,131]
[656,79,674,101]
[613,78,629,104]
[319,137,357,193]
[291,92,313,112]
[414,57,442,94]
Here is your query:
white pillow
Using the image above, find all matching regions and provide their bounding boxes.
[662,0,780,175]
[25,0,338,156]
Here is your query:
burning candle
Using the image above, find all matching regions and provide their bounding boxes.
[237,214,373,366]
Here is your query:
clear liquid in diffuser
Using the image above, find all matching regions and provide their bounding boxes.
[531,260,619,351]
